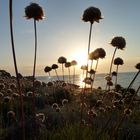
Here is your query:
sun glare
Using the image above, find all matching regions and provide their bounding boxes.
[70,49,87,67]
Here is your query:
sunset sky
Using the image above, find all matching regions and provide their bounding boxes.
[0,0,140,76]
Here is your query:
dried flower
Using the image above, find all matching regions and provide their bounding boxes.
[7,111,15,118]
[65,62,71,68]
[124,108,132,116]
[44,66,52,73]
[52,103,58,109]
[114,57,124,65]
[81,65,88,70]
[52,64,59,69]
[82,6,102,24]
[105,75,112,81]
[71,60,77,66]
[62,99,68,106]
[135,63,140,70]
[111,36,126,50]
[58,56,67,64]
[25,3,44,21]
[112,71,117,76]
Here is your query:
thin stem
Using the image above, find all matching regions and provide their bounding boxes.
[115,65,119,86]
[9,1,25,139]
[68,67,71,83]
[32,19,37,116]
[109,47,117,75]
[73,66,75,85]
[62,64,64,81]
[55,69,59,81]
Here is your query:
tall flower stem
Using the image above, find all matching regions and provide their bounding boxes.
[109,47,117,75]
[62,64,64,81]
[9,0,25,139]
[68,67,71,83]
[32,19,37,116]
[85,23,93,88]
[91,59,99,89]
[73,66,75,85]
[115,65,119,86]
[55,69,59,81]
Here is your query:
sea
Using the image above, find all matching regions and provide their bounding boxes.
[37,72,140,95]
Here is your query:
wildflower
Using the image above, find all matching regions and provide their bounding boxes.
[12,93,19,98]
[3,96,11,102]
[62,99,68,106]
[55,107,61,112]
[81,65,88,70]
[34,80,42,87]
[7,111,15,118]
[83,77,93,85]
[114,57,124,65]
[44,66,52,73]
[107,81,113,86]
[135,63,140,70]
[82,6,103,24]
[124,108,132,116]
[25,3,44,21]
[112,71,117,76]
[71,60,77,66]
[0,92,4,97]
[105,75,112,81]
[71,60,77,84]
[9,83,16,89]
[52,103,58,109]
[27,91,33,97]
[47,82,53,87]
[0,83,5,90]
[36,113,45,122]
[95,100,103,107]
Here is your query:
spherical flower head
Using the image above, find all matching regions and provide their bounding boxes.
[111,36,126,50]
[124,108,132,116]
[107,81,113,86]
[82,6,103,24]
[25,3,44,21]
[95,100,103,107]
[95,48,106,59]
[65,62,71,68]
[7,111,15,118]
[7,88,13,94]
[114,57,124,65]
[83,77,93,85]
[58,56,67,64]
[112,71,117,76]
[34,80,42,87]
[3,96,11,103]
[10,83,16,90]
[81,65,88,70]
[88,69,95,75]
[55,107,61,112]
[47,82,53,87]
[52,64,59,69]
[0,83,5,90]
[105,75,112,81]
[135,63,140,70]
[62,99,68,106]
[44,66,52,73]
[52,103,58,109]
[27,91,33,97]
[0,92,4,97]
[89,51,99,60]
[71,60,77,66]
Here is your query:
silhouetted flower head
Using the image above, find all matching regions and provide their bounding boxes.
[52,103,58,109]
[124,108,132,116]
[34,80,42,87]
[88,69,96,74]
[7,111,15,118]
[107,81,113,86]
[0,83,5,90]
[3,96,11,102]
[71,60,77,66]
[44,66,52,73]
[7,89,12,94]
[25,3,44,21]
[65,62,71,68]
[47,82,53,87]
[56,107,61,112]
[52,64,59,69]
[112,71,117,76]
[115,84,122,91]
[105,75,112,81]
[81,65,88,70]
[36,113,45,122]
[27,91,33,97]
[58,56,67,64]
[95,48,106,59]
[114,57,124,65]
[111,36,126,50]
[82,6,103,24]
[135,63,140,70]
[89,51,99,60]
[9,83,16,90]
[62,99,68,106]
[12,93,19,98]
[128,88,135,95]
[83,77,93,85]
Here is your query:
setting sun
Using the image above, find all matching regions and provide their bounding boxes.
[69,48,88,67]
